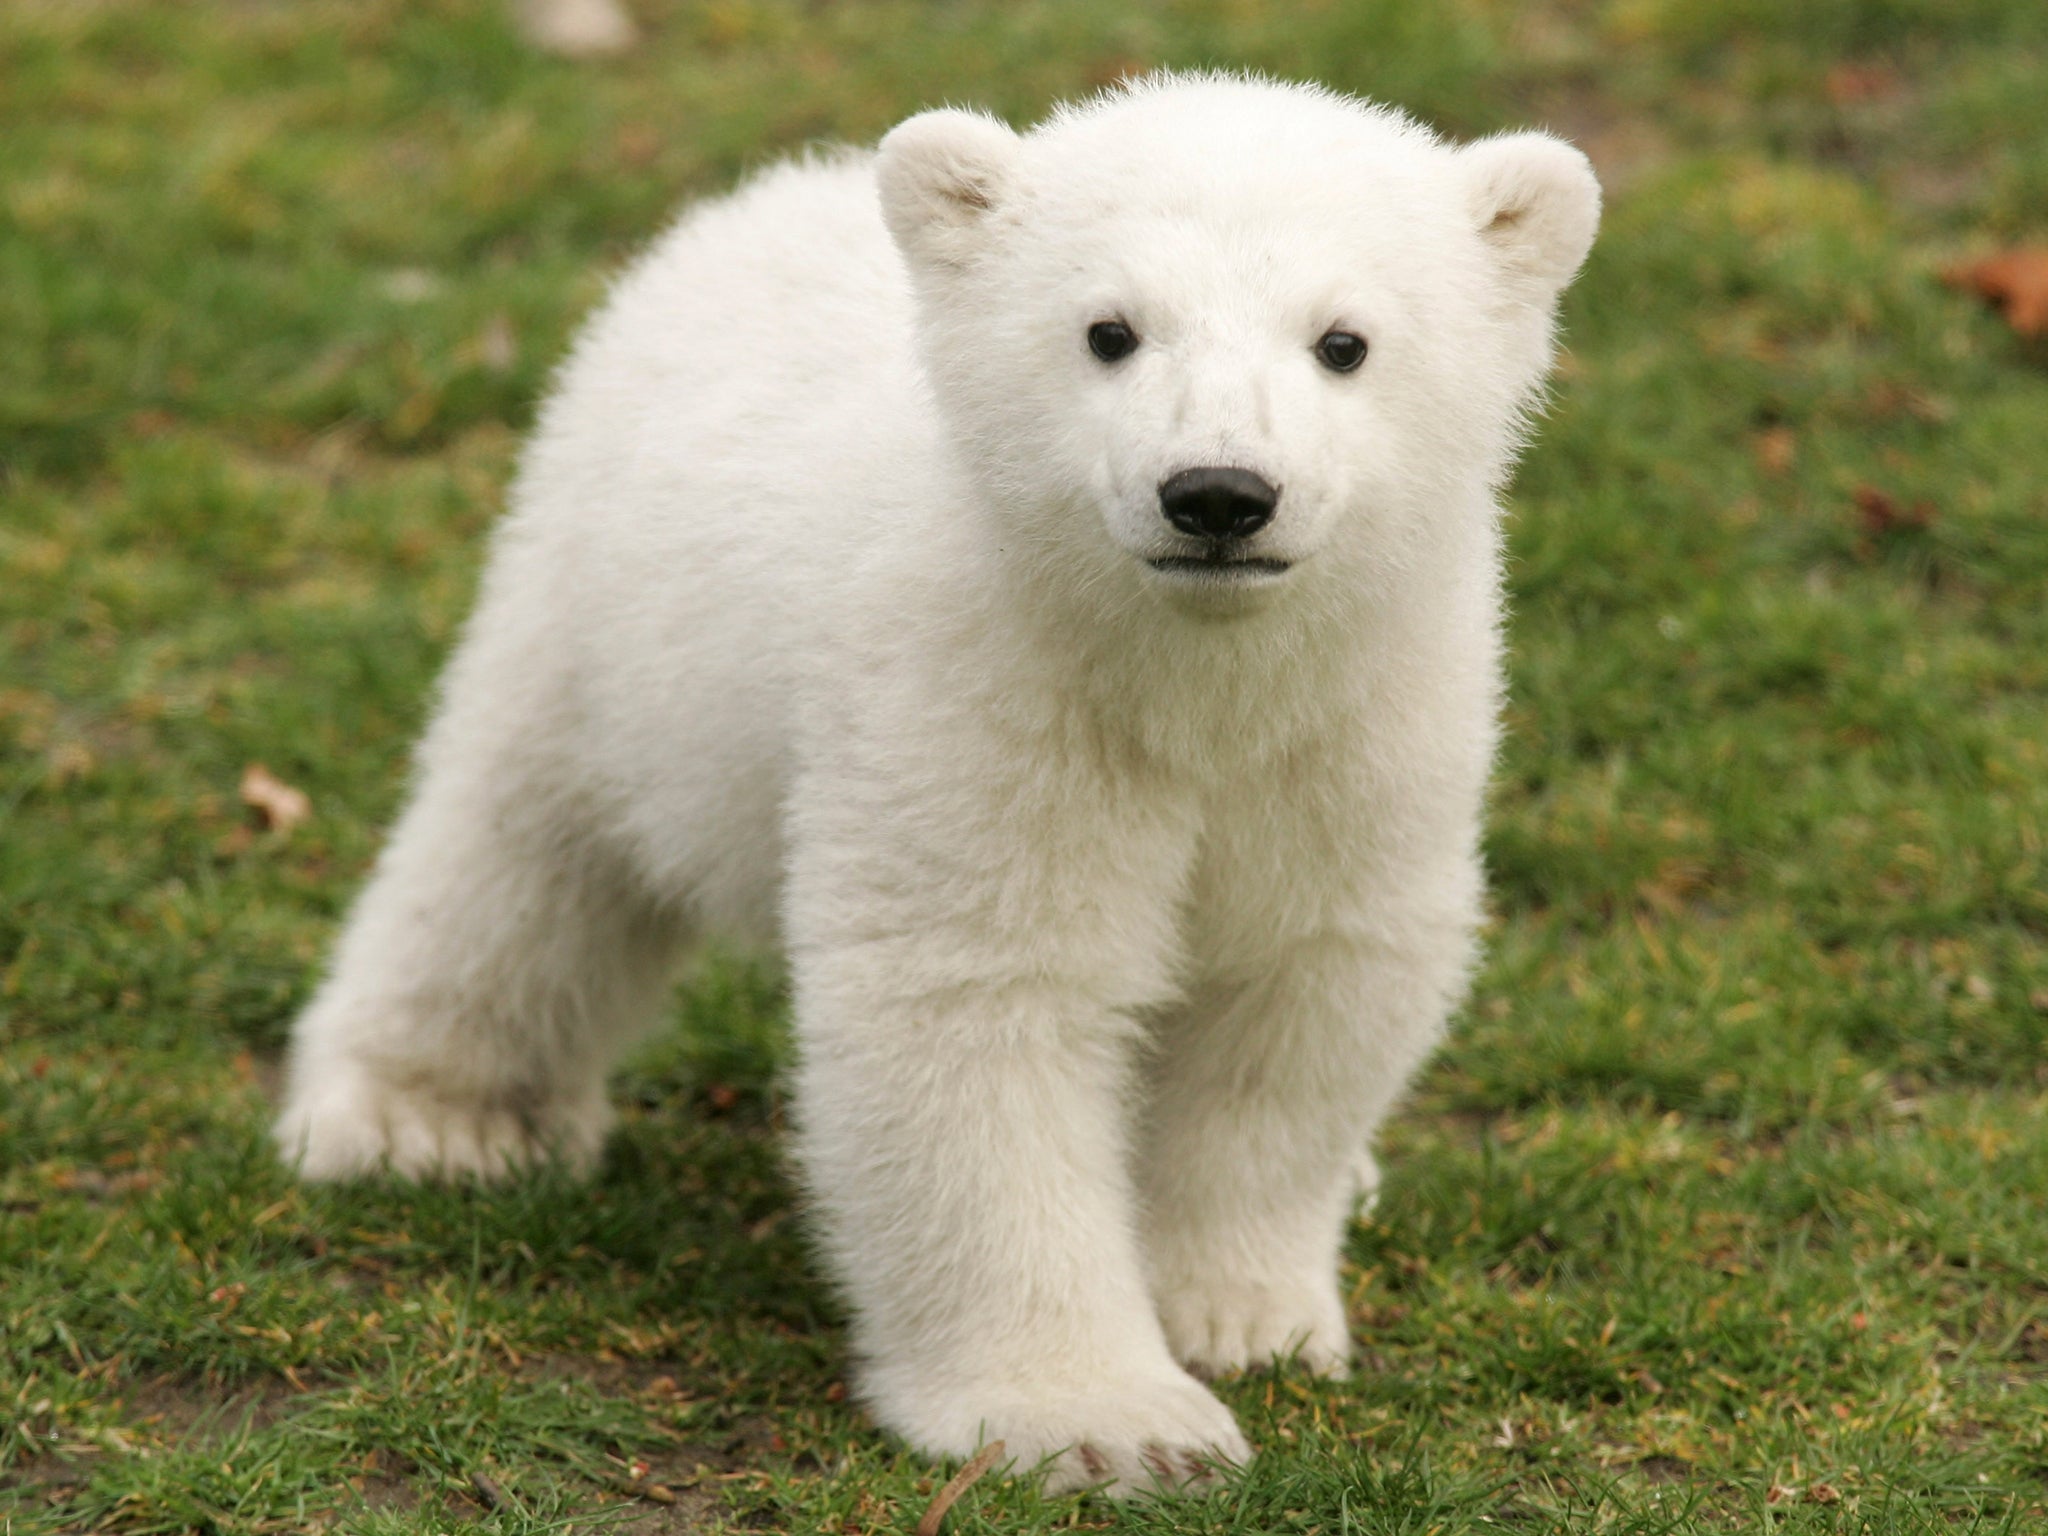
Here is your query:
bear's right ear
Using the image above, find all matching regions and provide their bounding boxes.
[876,109,1020,271]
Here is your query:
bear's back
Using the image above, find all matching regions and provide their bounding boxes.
[523,149,926,556]
[469,152,944,936]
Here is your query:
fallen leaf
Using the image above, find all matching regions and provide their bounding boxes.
[240,764,311,835]
[1825,62,1904,106]
[615,122,660,168]
[1853,485,1935,540]
[1943,248,2048,338]
[47,740,94,785]
[1752,425,1797,476]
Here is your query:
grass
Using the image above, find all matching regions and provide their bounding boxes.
[3,0,2046,1531]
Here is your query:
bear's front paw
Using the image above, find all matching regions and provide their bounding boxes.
[273,1055,609,1183]
[1154,1268,1352,1380]
[889,1367,1251,1497]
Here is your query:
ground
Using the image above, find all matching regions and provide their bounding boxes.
[3,1,2046,1532]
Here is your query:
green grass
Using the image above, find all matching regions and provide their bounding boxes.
[4,1,2046,1530]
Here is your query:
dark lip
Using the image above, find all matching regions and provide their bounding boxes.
[1144,555,1294,579]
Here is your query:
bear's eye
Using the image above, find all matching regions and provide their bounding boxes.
[1314,330,1369,373]
[1087,319,1140,363]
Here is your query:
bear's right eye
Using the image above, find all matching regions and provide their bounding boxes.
[1087,319,1139,363]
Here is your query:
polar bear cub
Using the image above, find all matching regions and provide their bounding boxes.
[275,74,1598,1494]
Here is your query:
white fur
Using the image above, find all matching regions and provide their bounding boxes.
[275,74,1597,1495]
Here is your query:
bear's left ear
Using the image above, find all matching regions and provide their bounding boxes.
[876,108,1022,272]
[1456,132,1601,302]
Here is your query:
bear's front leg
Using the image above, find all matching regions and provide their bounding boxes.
[793,965,1249,1495]
[1138,922,1472,1379]
[782,709,1247,1494]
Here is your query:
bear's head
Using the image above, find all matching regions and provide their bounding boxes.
[877,74,1599,617]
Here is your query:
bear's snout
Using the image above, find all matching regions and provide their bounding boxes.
[1158,466,1279,540]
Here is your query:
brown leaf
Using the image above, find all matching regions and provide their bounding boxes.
[615,123,660,168]
[240,763,311,835]
[1852,485,1935,538]
[47,741,95,785]
[1752,426,1797,476]
[1943,248,2048,338]
[1825,62,1904,106]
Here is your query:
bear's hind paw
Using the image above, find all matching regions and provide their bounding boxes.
[273,1059,608,1184]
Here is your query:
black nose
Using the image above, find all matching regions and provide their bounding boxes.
[1158,466,1279,540]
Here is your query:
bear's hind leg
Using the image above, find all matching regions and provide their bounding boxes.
[274,736,681,1183]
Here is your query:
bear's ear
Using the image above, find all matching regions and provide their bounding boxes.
[876,108,1021,271]
[1457,132,1601,302]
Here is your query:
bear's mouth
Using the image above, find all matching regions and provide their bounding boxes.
[1144,554,1294,581]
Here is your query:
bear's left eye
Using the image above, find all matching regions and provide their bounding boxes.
[1087,319,1140,363]
[1314,330,1369,373]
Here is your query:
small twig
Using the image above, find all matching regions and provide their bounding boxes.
[470,1470,514,1512]
[914,1440,1006,1536]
